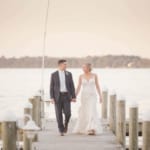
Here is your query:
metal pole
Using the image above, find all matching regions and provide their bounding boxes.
[41,0,50,93]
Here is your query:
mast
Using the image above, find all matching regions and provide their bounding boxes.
[41,0,50,98]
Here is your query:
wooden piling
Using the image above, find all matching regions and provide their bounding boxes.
[109,92,117,134]
[116,98,126,147]
[29,96,41,127]
[0,122,2,140]
[2,112,17,150]
[29,98,35,120]
[2,122,17,150]
[129,104,138,150]
[29,96,41,142]
[142,112,150,150]
[24,107,32,124]
[23,102,33,150]
[40,90,45,118]
[41,100,45,118]
[102,89,108,119]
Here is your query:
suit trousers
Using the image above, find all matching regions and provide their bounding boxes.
[55,93,71,132]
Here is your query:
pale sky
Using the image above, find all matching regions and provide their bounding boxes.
[0,0,150,58]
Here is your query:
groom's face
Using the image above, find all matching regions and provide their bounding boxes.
[59,62,67,70]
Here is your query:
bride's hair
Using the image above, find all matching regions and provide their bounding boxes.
[85,63,92,72]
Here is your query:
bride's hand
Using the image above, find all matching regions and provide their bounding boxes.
[100,97,102,103]
[50,99,55,104]
[71,98,76,102]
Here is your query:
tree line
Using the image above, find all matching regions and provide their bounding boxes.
[0,55,150,68]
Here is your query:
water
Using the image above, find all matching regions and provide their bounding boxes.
[0,68,150,119]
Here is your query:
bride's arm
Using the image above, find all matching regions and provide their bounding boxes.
[76,75,82,97]
[95,74,103,103]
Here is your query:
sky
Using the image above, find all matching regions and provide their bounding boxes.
[0,0,150,58]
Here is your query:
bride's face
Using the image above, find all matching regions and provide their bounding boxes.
[82,65,90,73]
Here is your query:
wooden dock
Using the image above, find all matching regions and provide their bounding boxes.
[1,90,150,150]
[32,119,122,150]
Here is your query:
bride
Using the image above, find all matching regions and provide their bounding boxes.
[73,63,103,135]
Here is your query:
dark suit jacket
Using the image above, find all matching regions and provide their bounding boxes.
[50,70,76,102]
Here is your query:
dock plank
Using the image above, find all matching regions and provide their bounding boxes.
[32,120,122,150]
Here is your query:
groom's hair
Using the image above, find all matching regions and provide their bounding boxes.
[58,59,67,65]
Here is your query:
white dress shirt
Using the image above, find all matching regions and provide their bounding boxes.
[58,70,67,92]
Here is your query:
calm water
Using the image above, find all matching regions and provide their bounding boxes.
[0,68,150,119]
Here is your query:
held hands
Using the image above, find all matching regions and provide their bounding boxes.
[100,96,103,103]
[71,98,76,102]
[50,99,55,104]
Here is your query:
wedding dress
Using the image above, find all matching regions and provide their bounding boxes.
[73,76,103,135]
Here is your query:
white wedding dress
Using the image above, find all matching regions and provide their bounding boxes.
[73,76,103,135]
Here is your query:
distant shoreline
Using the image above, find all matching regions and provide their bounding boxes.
[0,55,150,68]
[0,67,150,69]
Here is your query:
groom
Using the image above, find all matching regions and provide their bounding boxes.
[50,59,76,136]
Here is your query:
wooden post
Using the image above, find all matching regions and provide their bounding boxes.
[102,88,108,120]
[29,96,41,142]
[109,91,117,134]
[23,102,33,150]
[2,111,17,150]
[41,100,45,118]
[30,96,41,127]
[40,90,45,118]
[142,111,150,150]
[0,122,2,140]
[129,103,138,150]
[29,98,35,121]
[24,103,32,124]
[116,98,126,147]
[34,95,41,127]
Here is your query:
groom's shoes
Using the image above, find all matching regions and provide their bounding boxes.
[60,132,64,136]
[64,125,68,133]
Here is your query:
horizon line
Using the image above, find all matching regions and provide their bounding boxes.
[0,54,148,59]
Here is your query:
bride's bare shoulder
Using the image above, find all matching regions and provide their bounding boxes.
[79,74,84,78]
[91,73,97,77]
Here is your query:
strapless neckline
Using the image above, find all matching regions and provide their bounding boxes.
[82,76,95,82]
